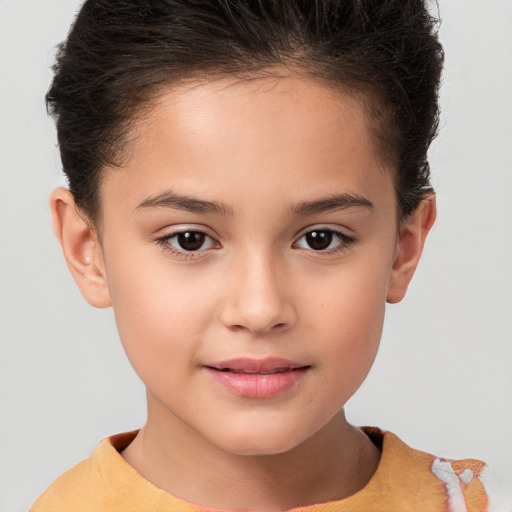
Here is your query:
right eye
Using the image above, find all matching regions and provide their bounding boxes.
[157,230,218,256]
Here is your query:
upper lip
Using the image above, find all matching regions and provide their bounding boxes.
[205,357,310,374]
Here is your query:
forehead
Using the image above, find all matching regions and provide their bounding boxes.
[100,74,395,218]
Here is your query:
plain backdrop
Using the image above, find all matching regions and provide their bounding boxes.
[1,1,511,510]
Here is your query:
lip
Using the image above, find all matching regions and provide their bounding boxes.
[204,357,310,398]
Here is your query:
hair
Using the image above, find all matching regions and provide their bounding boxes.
[47,0,444,224]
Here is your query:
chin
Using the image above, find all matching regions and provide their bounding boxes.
[211,424,313,457]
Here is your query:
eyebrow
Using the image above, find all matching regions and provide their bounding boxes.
[290,193,374,216]
[135,190,373,217]
[136,191,234,216]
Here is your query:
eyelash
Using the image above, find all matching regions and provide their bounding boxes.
[293,228,355,255]
[156,229,219,260]
[155,227,355,260]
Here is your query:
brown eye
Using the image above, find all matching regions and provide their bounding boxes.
[176,231,207,251]
[157,229,218,257]
[294,228,352,253]
[305,230,333,251]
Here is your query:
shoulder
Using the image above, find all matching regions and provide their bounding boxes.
[30,430,202,512]
[29,432,136,512]
[30,447,108,512]
[361,427,512,512]
[31,431,151,512]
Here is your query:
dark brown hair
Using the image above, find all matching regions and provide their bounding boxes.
[47,0,444,224]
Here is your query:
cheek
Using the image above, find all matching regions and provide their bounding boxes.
[303,258,390,378]
[106,257,216,379]
[322,294,384,379]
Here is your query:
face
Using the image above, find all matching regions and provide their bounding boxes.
[97,76,400,455]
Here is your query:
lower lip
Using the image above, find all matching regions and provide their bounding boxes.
[205,367,309,398]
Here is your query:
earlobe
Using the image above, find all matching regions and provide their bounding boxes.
[50,188,112,308]
[386,193,436,304]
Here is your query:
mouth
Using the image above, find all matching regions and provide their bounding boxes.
[213,367,299,375]
[204,357,311,398]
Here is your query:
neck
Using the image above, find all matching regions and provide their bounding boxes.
[121,395,380,511]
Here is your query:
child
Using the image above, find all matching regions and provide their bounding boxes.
[30,0,504,510]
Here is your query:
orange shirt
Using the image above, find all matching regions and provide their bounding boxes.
[31,428,491,512]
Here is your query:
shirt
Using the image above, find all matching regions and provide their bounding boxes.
[31,427,495,511]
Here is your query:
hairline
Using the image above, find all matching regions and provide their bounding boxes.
[86,68,404,234]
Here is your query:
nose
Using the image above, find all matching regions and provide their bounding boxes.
[219,251,296,335]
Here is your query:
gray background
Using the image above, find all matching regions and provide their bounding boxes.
[1,1,511,510]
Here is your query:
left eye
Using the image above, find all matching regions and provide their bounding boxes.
[166,231,216,252]
[294,229,348,251]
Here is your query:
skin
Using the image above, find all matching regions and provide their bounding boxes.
[51,75,435,511]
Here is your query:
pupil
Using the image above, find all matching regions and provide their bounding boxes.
[306,231,332,251]
[178,231,205,251]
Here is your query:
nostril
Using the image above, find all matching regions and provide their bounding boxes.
[228,321,287,333]
[219,286,297,333]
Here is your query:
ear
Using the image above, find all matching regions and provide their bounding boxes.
[50,188,112,308]
[386,193,436,304]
